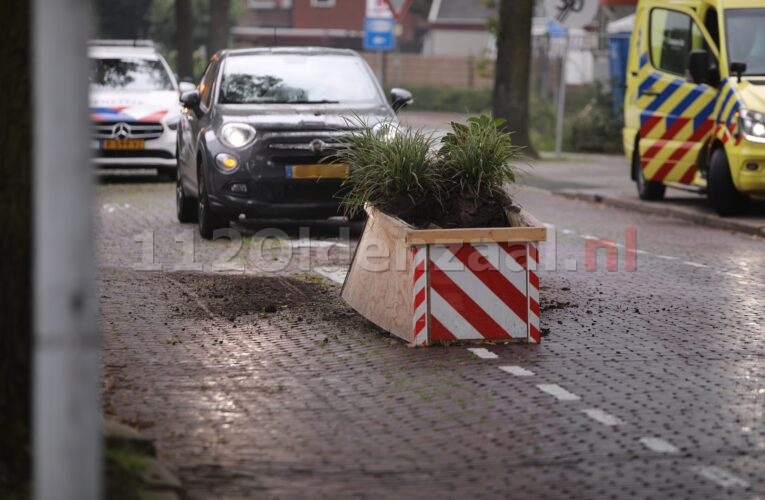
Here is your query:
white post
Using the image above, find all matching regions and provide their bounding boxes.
[554,33,569,159]
[33,0,100,498]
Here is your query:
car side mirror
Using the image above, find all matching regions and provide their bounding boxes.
[390,88,413,113]
[178,81,196,94]
[180,90,202,118]
[688,50,710,85]
[730,61,748,83]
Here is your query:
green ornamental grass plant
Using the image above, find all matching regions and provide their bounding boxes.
[331,114,523,228]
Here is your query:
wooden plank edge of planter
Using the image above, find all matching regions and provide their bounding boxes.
[341,206,415,341]
[341,204,546,344]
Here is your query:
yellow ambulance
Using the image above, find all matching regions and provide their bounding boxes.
[623,0,765,215]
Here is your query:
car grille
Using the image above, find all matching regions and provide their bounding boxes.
[92,121,164,140]
[264,130,349,156]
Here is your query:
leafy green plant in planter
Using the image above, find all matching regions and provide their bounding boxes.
[439,115,522,227]
[330,119,445,225]
[331,114,523,229]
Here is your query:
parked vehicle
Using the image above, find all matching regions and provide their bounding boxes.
[175,47,412,238]
[89,40,195,178]
[623,0,765,215]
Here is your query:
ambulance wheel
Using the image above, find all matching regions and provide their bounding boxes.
[708,148,747,216]
[633,148,665,201]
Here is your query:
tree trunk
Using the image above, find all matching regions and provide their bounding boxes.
[208,0,231,57]
[492,0,538,158]
[0,0,32,494]
[176,0,194,80]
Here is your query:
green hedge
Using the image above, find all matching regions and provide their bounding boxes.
[397,85,623,154]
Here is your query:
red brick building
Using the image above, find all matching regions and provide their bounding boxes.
[231,0,427,52]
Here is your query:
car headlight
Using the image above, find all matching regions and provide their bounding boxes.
[219,123,257,149]
[739,109,765,143]
[373,122,399,142]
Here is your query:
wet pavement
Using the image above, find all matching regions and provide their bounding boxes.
[98,117,765,499]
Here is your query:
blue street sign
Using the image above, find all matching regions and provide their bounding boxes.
[363,17,395,51]
[546,19,568,38]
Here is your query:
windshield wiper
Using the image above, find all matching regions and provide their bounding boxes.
[276,99,340,104]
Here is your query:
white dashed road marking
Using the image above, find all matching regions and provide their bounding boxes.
[499,365,535,377]
[537,384,580,401]
[683,261,707,268]
[581,408,624,426]
[690,465,750,489]
[657,255,678,260]
[640,437,679,454]
[467,348,498,359]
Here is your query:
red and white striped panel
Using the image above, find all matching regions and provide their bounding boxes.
[528,243,541,344]
[426,242,533,342]
[411,246,428,346]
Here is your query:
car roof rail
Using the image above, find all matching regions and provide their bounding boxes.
[88,39,156,48]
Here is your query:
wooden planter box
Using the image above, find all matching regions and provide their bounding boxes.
[341,205,547,346]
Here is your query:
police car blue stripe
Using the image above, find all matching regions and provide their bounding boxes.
[640,53,648,68]
[90,107,135,122]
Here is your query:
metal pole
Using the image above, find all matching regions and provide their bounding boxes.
[33,0,100,498]
[554,33,570,159]
[376,50,384,86]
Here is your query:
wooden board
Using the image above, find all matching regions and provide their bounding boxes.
[341,204,547,344]
[341,207,414,342]
[405,226,546,245]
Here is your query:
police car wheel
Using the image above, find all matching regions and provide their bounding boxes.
[634,148,665,201]
[708,148,747,216]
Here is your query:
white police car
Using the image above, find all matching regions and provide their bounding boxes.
[89,40,194,178]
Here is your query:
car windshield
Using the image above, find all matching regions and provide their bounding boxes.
[90,57,175,91]
[725,8,765,76]
[218,53,382,105]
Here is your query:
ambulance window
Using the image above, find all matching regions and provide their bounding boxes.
[650,9,703,76]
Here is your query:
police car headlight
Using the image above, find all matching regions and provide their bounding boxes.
[219,123,256,149]
[739,109,765,143]
[373,122,399,142]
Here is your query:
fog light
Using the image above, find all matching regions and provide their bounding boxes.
[230,183,248,193]
[215,153,239,171]
[746,162,759,171]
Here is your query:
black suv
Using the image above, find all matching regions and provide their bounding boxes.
[176,47,412,238]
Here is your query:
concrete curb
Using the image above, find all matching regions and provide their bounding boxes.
[524,186,765,238]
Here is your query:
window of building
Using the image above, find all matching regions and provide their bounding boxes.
[311,0,335,7]
[248,0,276,8]
[248,0,291,8]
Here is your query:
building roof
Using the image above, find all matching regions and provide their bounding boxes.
[428,0,496,25]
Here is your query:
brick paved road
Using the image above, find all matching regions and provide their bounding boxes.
[98,174,765,499]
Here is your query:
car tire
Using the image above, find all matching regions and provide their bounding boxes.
[176,169,197,223]
[634,147,665,201]
[708,148,747,216]
[197,166,228,240]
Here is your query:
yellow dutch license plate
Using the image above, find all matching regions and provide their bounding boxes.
[102,139,145,150]
[287,163,349,180]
